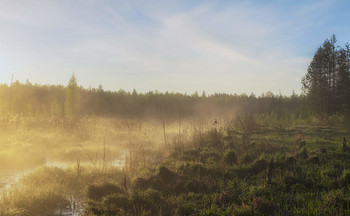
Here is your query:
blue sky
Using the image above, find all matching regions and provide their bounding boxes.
[0,0,349,95]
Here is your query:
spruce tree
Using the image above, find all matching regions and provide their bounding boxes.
[64,74,80,116]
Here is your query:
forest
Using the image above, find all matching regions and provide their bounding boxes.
[0,35,350,216]
[1,74,305,119]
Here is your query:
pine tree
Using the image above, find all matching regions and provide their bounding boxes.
[64,74,80,116]
[336,44,350,112]
[302,35,338,113]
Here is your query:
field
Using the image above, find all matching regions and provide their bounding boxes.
[1,0,350,215]
[0,114,349,216]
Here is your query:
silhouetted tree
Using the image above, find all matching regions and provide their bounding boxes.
[336,44,350,112]
[302,35,344,113]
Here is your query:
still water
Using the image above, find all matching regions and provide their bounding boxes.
[0,159,125,216]
[0,168,32,193]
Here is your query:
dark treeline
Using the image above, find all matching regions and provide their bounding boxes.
[0,78,306,119]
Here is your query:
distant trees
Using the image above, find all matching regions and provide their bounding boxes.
[0,80,306,119]
[302,35,350,114]
[64,74,80,116]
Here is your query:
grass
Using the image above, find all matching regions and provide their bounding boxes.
[0,114,350,215]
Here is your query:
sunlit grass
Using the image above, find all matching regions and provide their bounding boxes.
[0,114,350,215]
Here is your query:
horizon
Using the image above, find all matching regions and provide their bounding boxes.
[1,0,350,95]
[0,76,300,97]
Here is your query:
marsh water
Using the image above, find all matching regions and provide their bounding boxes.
[0,160,120,192]
[0,158,125,216]
[0,168,32,193]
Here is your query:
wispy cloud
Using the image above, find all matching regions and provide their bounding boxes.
[0,0,348,95]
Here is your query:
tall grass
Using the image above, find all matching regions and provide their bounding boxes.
[1,113,350,215]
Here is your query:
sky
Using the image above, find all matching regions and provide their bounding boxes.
[0,0,350,95]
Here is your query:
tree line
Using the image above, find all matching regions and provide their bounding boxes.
[0,35,348,120]
[0,75,306,120]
